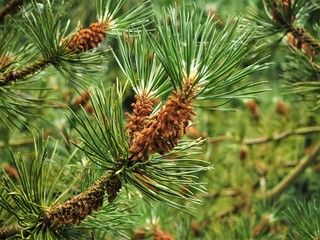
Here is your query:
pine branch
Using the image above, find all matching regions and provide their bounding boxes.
[69,85,209,213]
[205,125,320,145]
[214,201,247,220]
[243,126,320,144]
[0,0,23,22]
[0,225,21,240]
[200,188,244,200]
[248,0,320,109]
[262,142,320,200]
[0,170,126,238]
[0,138,34,148]
[44,170,121,228]
[247,0,311,37]
[0,58,51,86]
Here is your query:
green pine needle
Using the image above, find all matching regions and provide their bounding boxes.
[113,30,171,99]
[247,0,312,37]
[150,4,269,103]
[68,83,130,169]
[96,0,152,34]
[285,198,320,239]
[123,139,212,214]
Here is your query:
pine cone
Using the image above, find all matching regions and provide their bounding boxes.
[106,174,122,203]
[63,22,108,52]
[129,91,195,162]
[154,227,174,240]
[0,55,12,66]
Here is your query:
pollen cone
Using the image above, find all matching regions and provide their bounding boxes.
[64,22,109,52]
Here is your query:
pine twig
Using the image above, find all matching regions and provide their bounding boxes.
[243,126,320,145]
[206,126,320,145]
[0,0,23,22]
[44,100,69,109]
[200,188,244,200]
[207,135,237,144]
[262,142,320,200]
[44,170,121,228]
[214,201,247,220]
[0,139,34,148]
[0,58,51,86]
[0,225,21,240]
[251,214,272,238]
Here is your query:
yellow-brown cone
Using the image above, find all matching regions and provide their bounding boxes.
[125,94,154,140]
[154,227,174,240]
[268,0,291,23]
[286,28,319,59]
[45,172,113,228]
[63,22,108,52]
[129,91,196,162]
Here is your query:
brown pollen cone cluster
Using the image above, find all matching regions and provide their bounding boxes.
[128,90,196,162]
[126,93,154,139]
[246,99,260,120]
[154,227,174,240]
[44,172,115,228]
[268,0,291,23]
[0,225,21,239]
[0,58,51,86]
[133,225,174,240]
[63,22,109,52]
[0,55,12,67]
[72,91,94,114]
[286,28,320,59]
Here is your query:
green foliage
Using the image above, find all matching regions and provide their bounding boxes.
[247,0,312,37]
[285,198,320,239]
[282,49,320,110]
[150,4,269,104]
[96,0,151,33]
[114,31,171,99]
[69,84,129,169]
[0,86,44,130]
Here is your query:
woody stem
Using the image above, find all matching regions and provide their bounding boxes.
[44,170,121,229]
[262,142,320,200]
[0,0,23,22]
[0,58,51,86]
[0,225,21,239]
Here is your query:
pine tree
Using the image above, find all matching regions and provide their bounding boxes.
[0,0,269,239]
[1,0,319,239]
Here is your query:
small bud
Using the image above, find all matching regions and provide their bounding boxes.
[275,100,290,119]
[2,162,18,179]
[239,145,248,161]
[245,99,260,120]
